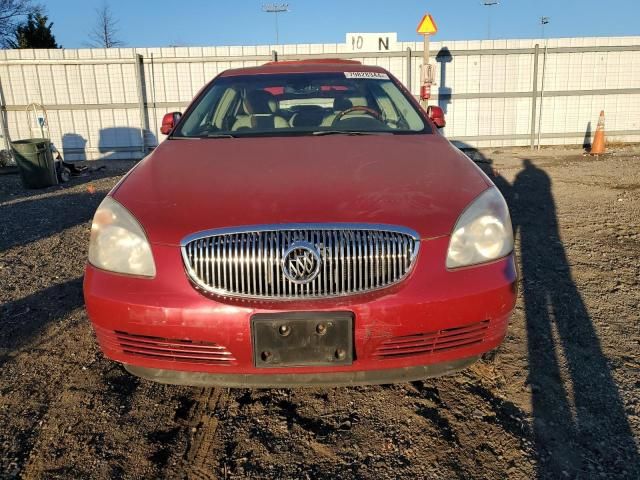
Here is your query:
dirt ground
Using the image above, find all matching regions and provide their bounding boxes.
[0,146,638,479]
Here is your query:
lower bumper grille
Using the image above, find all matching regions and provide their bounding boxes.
[373,320,490,359]
[95,328,236,366]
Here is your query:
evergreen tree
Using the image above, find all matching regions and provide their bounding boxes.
[8,13,59,49]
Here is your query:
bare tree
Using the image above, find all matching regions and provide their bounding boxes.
[0,0,39,47]
[88,2,123,48]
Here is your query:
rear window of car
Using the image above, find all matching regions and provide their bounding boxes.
[173,71,430,138]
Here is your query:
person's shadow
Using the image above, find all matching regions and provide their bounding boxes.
[511,159,639,478]
[460,147,639,477]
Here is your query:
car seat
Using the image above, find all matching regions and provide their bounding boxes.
[232,91,289,131]
[321,96,370,127]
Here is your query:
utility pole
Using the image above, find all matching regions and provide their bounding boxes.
[482,1,499,40]
[262,3,289,45]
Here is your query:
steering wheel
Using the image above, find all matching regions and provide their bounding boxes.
[332,106,383,125]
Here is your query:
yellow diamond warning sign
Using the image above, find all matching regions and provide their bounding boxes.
[417,14,438,35]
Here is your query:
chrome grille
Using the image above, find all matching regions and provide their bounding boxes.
[181,224,420,300]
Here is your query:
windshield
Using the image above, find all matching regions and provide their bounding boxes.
[173,71,430,138]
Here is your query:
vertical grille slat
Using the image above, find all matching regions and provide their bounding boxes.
[214,237,220,288]
[284,231,291,297]
[251,234,257,296]
[328,231,335,295]
[356,231,363,291]
[271,232,277,297]
[390,234,397,281]
[322,230,328,294]
[182,225,419,299]
[363,231,369,291]
[340,232,346,294]
[233,234,239,293]
[204,238,211,287]
[374,232,380,288]
[380,233,385,287]
[194,239,201,278]
[349,231,355,292]
[385,233,392,284]
[401,235,408,272]
[239,235,246,295]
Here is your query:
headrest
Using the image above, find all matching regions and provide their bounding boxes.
[333,96,368,111]
[290,110,325,128]
[244,90,277,115]
[349,96,368,107]
[333,97,352,111]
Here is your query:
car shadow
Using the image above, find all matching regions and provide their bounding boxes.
[0,190,107,253]
[0,158,132,205]
[0,158,134,365]
[62,133,88,161]
[0,188,107,359]
[62,129,157,162]
[466,146,640,477]
[0,277,85,367]
[99,127,157,160]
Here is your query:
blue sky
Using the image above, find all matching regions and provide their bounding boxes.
[44,0,639,48]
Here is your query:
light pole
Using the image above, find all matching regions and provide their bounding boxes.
[262,3,289,45]
[482,1,499,40]
[537,16,550,150]
[540,16,550,39]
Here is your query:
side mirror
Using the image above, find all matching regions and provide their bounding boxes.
[160,112,182,135]
[426,105,445,129]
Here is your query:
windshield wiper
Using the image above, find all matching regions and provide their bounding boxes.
[205,133,236,138]
[312,131,391,136]
[170,133,236,139]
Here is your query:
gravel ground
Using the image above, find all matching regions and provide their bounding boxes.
[0,148,638,479]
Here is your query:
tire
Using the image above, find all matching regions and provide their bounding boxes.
[59,166,71,183]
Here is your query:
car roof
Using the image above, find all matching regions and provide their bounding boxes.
[219,59,389,77]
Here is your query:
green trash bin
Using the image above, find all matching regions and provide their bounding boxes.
[11,138,58,189]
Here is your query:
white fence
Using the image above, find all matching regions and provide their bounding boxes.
[1,35,639,160]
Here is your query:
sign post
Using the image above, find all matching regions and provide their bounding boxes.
[416,14,438,109]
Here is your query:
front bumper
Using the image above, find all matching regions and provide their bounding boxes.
[124,356,479,388]
[84,236,517,387]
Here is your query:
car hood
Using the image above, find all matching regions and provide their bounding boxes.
[113,135,490,245]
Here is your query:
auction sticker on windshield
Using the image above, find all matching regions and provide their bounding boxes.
[344,72,389,80]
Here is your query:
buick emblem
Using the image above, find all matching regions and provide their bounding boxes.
[282,241,322,284]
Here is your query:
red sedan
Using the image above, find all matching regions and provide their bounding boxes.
[84,60,517,387]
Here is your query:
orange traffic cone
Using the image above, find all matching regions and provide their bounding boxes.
[590,110,606,155]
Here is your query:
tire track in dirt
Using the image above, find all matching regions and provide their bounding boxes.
[19,369,99,479]
[183,387,228,480]
[0,308,91,478]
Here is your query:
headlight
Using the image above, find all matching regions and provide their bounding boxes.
[88,196,156,277]
[446,187,513,269]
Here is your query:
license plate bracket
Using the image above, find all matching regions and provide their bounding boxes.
[252,312,353,368]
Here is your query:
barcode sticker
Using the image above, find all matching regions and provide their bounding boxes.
[344,72,389,80]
